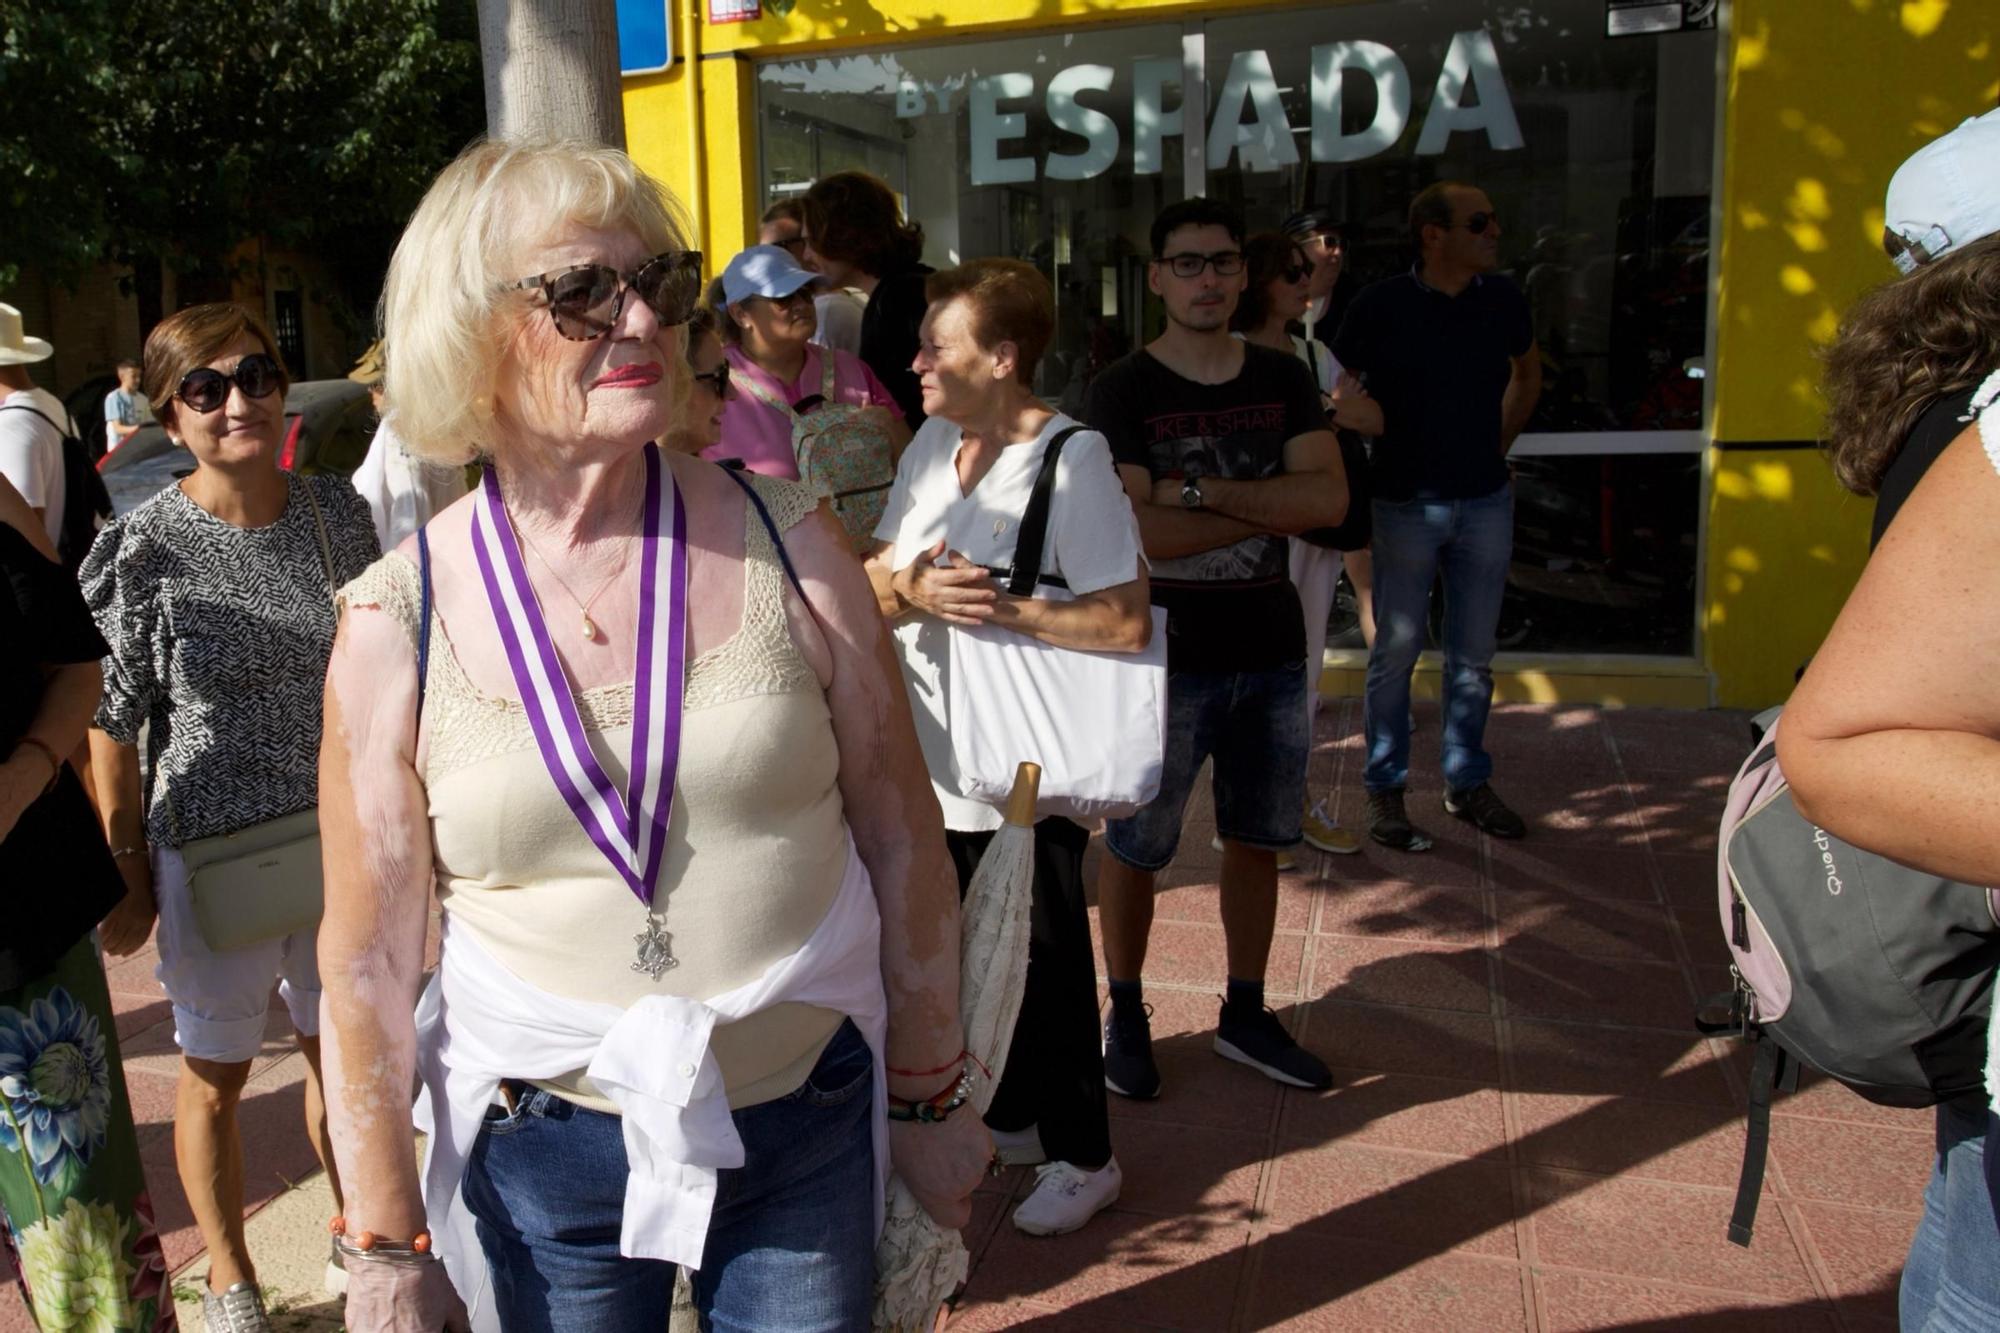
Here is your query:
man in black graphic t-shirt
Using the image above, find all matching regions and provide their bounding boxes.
[1083,198,1349,1103]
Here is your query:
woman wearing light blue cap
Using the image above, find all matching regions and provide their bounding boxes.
[1785,105,2000,1333]
[702,244,909,492]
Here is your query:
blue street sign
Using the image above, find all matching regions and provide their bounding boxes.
[618,0,672,76]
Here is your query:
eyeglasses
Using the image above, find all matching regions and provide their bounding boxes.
[1453,211,1498,236]
[1281,264,1312,284]
[175,354,284,414]
[506,251,704,341]
[1156,251,1246,278]
[690,363,731,396]
[774,236,809,259]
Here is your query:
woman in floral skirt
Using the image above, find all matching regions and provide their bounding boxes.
[0,471,174,1331]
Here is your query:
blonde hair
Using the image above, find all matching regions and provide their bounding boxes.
[380,137,692,465]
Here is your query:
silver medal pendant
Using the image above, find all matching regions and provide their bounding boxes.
[633,915,677,979]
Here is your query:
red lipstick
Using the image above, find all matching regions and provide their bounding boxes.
[594,363,662,389]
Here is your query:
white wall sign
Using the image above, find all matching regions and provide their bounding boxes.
[900,29,1525,187]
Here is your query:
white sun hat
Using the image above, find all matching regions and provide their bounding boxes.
[0,303,54,365]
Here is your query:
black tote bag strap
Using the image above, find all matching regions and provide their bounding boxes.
[988,425,1084,597]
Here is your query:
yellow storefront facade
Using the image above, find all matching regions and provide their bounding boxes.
[622,0,1998,711]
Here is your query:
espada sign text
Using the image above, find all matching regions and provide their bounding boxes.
[896,29,1525,187]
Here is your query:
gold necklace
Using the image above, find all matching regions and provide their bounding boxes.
[512,529,630,643]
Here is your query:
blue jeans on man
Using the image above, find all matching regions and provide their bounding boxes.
[1362,483,1520,841]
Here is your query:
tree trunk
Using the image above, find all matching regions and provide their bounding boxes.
[476,0,626,147]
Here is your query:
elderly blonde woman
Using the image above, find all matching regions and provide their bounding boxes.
[318,139,988,1333]
[864,259,1150,1239]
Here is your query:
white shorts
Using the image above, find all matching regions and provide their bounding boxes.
[152,843,322,1064]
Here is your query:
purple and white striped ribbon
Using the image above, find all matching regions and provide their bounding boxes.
[470,444,686,905]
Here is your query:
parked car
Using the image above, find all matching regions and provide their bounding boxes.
[98,378,376,515]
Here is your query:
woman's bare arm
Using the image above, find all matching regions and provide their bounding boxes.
[89,732,155,955]
[784,502,990,1226]
[317,591,461,1329]
[1779,422,2000,884]
[985,563,1152,653]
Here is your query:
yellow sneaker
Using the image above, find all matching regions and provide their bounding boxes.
[1301,799,1362,855]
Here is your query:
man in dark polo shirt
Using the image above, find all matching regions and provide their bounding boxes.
[1333,181,1542,851]
[1084,197,1349,1100]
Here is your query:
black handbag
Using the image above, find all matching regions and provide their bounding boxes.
[1298,432,1372,552]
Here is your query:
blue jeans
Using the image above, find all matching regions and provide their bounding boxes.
[1103,663,1310,871]
[1363,484,1513,793]
[461,1019,877,1332]
[1902,1095,2000,1331]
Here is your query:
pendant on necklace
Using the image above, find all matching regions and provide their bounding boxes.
[633,915,677,979]
[581,613,599,642]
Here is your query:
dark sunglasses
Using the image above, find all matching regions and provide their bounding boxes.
[176,354,284,414]
[774,236,809,259]
[507,251,704,341]
[1281,263,1312,284]
[1454,211,1498,236]
[690,362,731,396]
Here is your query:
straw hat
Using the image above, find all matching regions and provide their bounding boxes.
[0,304,53,365]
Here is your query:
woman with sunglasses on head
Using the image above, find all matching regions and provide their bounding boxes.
[79,302,380,1332]
[319,140,987,1333]
[1231,231,1382,859]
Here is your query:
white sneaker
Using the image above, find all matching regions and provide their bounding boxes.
[1210,834,1297,872]
[1011,1158,1122,1236]
[990,1123,1047,1166]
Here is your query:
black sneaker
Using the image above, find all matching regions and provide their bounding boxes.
[1366,788,1433,852]
[1103,1003,1161,1100]
[1443,783,1527,839]
[1214,1002,1333,1090]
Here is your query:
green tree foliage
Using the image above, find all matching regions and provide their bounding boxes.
[0,0,482,306]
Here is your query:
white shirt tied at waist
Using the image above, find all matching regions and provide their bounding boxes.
[411,833,888,1330]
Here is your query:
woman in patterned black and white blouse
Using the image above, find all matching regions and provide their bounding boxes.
[81,302,379,1332]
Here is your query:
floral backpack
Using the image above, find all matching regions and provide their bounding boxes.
[734,351,897,551]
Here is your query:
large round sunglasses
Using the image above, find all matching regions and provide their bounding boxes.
[506,251,705,341]
[175,353,285,414]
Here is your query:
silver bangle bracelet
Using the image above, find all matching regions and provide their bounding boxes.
[333,1236,438,1268]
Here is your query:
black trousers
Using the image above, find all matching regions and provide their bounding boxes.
[945,816,1113,1170]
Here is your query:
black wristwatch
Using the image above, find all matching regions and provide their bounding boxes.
[1180,476,1205,509]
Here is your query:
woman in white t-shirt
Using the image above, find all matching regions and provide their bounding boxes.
[865,259,1150,1239]
[1234,232,1383,855]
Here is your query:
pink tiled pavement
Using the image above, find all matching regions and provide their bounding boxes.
[1,704,1933,1333]
[951,702,1930,1330]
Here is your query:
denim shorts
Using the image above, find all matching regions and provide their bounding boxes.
[1103,662,1310,871]
[461,1018,876,1332]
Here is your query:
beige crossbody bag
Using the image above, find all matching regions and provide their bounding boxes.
[174,482,334,952]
